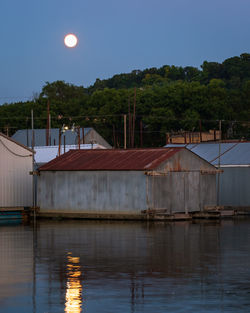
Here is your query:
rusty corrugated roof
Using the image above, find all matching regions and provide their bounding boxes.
[38,148,184,171]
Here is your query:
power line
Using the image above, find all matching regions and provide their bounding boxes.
[0,137,32,157]
[0,96,31,100]
[0,114,249,124]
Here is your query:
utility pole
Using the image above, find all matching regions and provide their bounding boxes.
[113,125,116,148]
[31,109,36,222]
[58,128,62,156]
[132,87,136,148]
[124,114,127,149]
[82,127,85,144]
[46,100,50,146]
[217,120,222,206]
[128,97,131,148]
[78,126,80,149]
[140,120,143,148]
[199,120,202,142]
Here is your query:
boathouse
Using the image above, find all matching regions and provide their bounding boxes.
[0,133,33,208]
[165,142,250,208]
[37,148,217,219]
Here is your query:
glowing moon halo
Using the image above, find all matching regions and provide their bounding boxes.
[64,33,78,48]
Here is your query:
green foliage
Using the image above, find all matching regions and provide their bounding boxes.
[40,80,86,102]
[0,53,250,145]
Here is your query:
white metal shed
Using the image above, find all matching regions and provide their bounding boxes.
[0,133,33,208]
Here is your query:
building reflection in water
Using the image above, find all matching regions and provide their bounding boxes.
[65,253,82,313]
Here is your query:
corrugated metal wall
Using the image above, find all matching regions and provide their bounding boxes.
[38,170,216,215]
[218,167,250,206]
[38,171,147,213]
[147,172,216,213]
[0,136,33,207]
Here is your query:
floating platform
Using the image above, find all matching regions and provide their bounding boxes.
[35,206,250,221]
[0,207,31,221]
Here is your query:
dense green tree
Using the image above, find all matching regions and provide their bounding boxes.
[40,80,86,101]
[0,53,249,144]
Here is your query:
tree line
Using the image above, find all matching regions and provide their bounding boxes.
[0,53,249,147]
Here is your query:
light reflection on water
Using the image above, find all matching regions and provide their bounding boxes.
[65,254,82,313]
[0,219,250,312]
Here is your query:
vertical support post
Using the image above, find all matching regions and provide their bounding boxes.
[199,120,202,142]
[31,109,36,222]
[184,173,188,214]
[124,114,127,149]
[217,120,222,206]
[46,100,50,146]
[113,125,116,148]
[5,126,9,137]
[132,87,136,148]
[26,117,29,146]
[49,113,51,145]
[64,135,66,154]
[78,127,80,149]
[58,128,61,156]
[140,119,143,147]
[128,98,131,148]
[82,127,85,144]
[166,133,169,145]
[31,110,34,150]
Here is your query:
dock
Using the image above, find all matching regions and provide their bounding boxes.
[141,206,250,221]
[0,207,31,221]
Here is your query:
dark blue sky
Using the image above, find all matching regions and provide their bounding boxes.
[0,0,249,104]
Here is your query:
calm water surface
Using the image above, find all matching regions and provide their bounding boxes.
[1,219,250,313]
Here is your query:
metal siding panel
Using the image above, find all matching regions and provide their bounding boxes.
[184,172,201,212]
[0,136,33,207]
[218,168,250,206]
[157,149,216,172]
[200,174,217,208]
[147,176,173,213]
[148,173,185,213]
[170,173,185,213]
[148,172,216,213]
[38,171,147,213]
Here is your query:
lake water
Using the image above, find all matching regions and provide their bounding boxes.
[1,218,250,313]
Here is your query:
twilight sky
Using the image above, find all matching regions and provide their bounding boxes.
[0,0,249,104]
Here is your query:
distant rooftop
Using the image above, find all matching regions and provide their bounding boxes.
[165,142,250,166]
[12,128,92,147]
[34,144,106,165]
[39,148,184,171]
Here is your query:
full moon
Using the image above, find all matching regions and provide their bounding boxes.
[64,34,78,48]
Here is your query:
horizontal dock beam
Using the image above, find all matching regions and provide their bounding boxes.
[0,207,25,211]
[37,209,249,221]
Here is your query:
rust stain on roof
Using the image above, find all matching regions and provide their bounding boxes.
[39,148,184,171]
